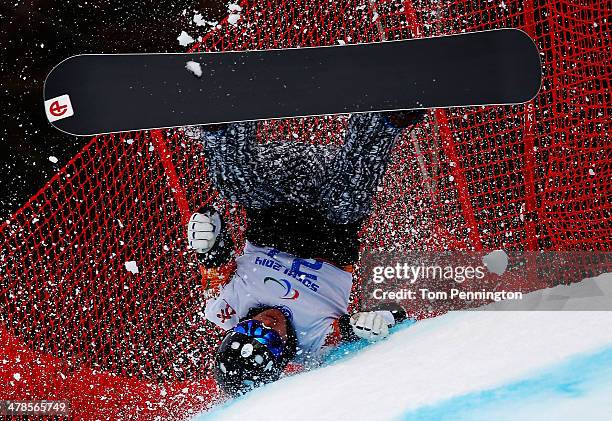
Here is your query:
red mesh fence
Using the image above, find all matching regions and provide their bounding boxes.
[1,0,610,419]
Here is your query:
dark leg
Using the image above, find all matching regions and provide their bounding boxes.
[318,112,419,224]
[199,122,274,208]
[199,122,335,209]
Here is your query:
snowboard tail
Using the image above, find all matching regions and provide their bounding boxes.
[44,29,541,136]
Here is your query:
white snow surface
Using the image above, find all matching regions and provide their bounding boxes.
[196,273,612,420]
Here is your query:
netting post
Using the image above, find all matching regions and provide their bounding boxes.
[401,0,422,38]
[521,0,540,252]
[517,0,540,291]
[150,130,192,225]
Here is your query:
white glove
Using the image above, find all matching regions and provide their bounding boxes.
[187,210,222,254]
[349,312,391,342]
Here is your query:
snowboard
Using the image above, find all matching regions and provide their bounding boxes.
[43,28,541,136]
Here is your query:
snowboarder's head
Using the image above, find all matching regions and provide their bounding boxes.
[213,307,297,396]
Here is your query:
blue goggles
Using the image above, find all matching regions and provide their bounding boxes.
[233,319,285,359]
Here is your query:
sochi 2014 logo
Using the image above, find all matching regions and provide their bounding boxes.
[263,276,300,300]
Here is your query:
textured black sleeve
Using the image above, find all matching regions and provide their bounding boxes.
[337,314,360,343]
[245,205,361,266]
[193,205,235,268]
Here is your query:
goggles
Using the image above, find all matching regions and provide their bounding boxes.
[233,319,285,359]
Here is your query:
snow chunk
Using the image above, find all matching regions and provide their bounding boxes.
[482,250,508,275]
[185,61,203,77]
[177,31,195,47]
[125,261,139,274]
[49,156,58,164]
[337,40,346,45]
[227,3,242,26]
[193,13,206,26]
[13,373,21,381]
[588,168,595,176]
[227,13,241,26]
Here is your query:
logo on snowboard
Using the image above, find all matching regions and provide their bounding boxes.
[44,94,74,122]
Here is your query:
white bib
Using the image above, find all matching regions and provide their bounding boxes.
[205,241,353,359]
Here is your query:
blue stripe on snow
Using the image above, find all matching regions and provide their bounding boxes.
[401,346,612,421]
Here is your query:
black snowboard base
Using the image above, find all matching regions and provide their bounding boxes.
[44,29,541,136]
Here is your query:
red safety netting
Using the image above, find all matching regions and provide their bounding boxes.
[0,0,610,419]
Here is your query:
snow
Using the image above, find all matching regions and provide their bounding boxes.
[124,261,139,274]
[196,273,612,420]
[482,249,508,275]
[177,31,195,47]
[227,14,241,26]
[193,13,206,26]
[185,61,203,77]
[227,4,242,26]
[13,373,21,381]
[48,156,58,164]
[193,13,217,28]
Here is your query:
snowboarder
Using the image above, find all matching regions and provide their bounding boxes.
[188,111,424,396]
